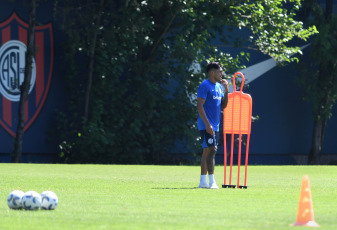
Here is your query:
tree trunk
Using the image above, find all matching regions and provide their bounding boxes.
[307,0,333,165]
[12,0,36,163]
[308,120,325,165]
[326,0,333,21]
[84,0,104,120]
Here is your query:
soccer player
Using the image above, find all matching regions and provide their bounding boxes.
[197,62,229,189]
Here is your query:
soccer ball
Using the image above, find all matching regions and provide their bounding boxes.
[22,191,41,210]
[40,191,58,210]
[7,190,25,209]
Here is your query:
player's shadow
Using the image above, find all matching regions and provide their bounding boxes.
[152,187,198,190]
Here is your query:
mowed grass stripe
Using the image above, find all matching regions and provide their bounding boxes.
[0,164,336,229]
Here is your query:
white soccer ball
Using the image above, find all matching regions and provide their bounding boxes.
[40,191,58,210]
[7,190,25,209]
[22,191,41,210]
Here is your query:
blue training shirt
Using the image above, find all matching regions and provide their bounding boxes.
[197,79,224,131]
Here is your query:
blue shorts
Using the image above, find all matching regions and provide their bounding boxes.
[199,130,219,148]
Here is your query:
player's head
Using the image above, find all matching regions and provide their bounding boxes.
[206,62,222,73]
[206,62,223,81]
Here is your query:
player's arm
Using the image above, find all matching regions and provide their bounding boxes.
[197,97,214,135]
[221,91,228,109]
[221,79,229,109]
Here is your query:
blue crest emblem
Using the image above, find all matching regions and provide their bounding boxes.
[0,12,54,136]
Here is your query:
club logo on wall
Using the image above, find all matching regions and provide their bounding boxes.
[0,12,54,136]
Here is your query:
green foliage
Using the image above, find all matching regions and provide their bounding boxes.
[54,0,317,164]
[296,3,337,122]
[233,0,317,62]
[297,17,337,121]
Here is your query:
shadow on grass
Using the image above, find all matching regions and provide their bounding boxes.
[152,187,199,190]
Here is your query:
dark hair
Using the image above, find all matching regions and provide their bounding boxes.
[206,62,221,73]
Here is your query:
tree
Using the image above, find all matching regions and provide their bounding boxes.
[54,0,317,164]
[12,0,36,163]
[84,0,105,120]
[297,0,337,164]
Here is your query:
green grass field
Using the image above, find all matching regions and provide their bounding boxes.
[0,164,336,230]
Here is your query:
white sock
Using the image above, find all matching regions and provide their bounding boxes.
[200,175,207,184]
[209,174,215,185]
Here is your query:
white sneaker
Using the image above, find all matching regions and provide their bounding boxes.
[209,183,219,189]
[198,182,209,188]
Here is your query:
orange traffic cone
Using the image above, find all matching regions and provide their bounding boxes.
[292,175,319,227]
